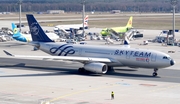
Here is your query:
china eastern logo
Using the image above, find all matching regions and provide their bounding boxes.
[30,22,39,35]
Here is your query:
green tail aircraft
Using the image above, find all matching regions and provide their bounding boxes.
[101,16,133,36]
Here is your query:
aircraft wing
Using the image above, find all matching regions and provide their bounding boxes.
[3,50,116,63]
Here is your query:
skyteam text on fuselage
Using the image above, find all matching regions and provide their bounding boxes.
[4,14,175,77]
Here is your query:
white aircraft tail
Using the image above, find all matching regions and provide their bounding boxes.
[84,15,88,28]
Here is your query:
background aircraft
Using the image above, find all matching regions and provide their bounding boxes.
[4,14,175,77]
[54,15,89,32]
[101,16,133,37]
[11,23,59,42]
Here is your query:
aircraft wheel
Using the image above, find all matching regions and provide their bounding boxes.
[153,72,158,77]
[78,68,85,73]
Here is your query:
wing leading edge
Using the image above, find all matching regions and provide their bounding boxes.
[3,50,115,63]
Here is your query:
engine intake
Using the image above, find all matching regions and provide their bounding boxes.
[84,63,108,74]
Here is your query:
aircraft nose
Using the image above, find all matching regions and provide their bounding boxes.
[170,59,175,66]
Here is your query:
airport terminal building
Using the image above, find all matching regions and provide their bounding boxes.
[47,10,65,14]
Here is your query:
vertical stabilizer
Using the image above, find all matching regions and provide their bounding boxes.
[84,15,89,28]
[123,36,130,48]
[12,23,21,38]
[26,14,54,42]
[11,23,28,42]
[126,16,133,28]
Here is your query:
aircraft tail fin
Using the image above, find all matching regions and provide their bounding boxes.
[126,16,133,28]
[84,15,88,28]
[26,14,54,42]
[12,23,21,38]
[123,36,130,48]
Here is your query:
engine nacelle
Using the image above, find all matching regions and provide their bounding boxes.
[84,63,108,74]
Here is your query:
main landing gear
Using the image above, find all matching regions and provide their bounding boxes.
[78,67,85,73]
[153,68,158,77]
[107,66,114,73]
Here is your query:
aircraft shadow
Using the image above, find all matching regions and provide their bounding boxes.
[0,63,77,72]
[106,68,159,78]
[0,42,27,47]
[106,72,156,78]
[0,63,158,78]
[115,69,137,71]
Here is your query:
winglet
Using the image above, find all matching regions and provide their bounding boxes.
[3,50,14,56]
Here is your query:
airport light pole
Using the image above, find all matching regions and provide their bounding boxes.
[81,0,85,38]
[18,0,22,32]
[171,0,177,44]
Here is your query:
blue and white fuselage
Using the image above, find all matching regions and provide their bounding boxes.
[39,42,174,69]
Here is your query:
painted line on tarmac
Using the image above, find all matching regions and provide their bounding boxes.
[48,84,118,103]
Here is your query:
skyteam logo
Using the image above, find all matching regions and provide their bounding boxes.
[50,44,75,56]
[30,22,39,35]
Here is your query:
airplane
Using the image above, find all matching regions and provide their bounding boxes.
[3,14,175,77]
[11,23,59,42]
[101,16,133,37]
[54,15,89,32]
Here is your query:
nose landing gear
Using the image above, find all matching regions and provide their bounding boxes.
[153,68,158,77]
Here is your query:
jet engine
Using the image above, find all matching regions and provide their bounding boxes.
[84,63,108,74]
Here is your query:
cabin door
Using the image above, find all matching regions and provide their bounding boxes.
[126,51,131,59]
[79,49,82,55]
[151,53,157,62]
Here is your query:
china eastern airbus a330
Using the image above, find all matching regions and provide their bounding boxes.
[3,14,175,77]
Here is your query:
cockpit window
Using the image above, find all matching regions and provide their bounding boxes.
[163,56,171,60]
[163,56,167,59]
